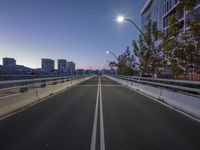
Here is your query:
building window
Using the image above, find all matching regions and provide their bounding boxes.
[167,1,169,12]
[163,16,169,28]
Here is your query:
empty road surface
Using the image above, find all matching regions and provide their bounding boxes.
[0,76,200,150]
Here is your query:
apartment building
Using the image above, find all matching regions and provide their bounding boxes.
[163,0,200,36]
[141,0,200,35]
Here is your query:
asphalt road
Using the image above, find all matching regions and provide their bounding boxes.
[0,76,200,150]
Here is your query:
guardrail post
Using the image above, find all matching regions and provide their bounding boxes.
[19,87,28,93]
[40,84,46,88]
[158,89,162,101]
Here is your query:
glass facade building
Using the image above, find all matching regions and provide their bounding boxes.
[163,0,200,36]
[3,57,16,67]
[141,0,164,32]
[58,59,67,74]
[41,58,55,73]
[141,0,200,36]
[66,61,75,75]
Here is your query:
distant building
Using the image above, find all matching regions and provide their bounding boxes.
[58,59,67,74]
[41,59,54,73]
[67,61,75,75]
[1,57,33,75]
[3,57,16,67]
[76,69,85,75]
[85,69,93,75]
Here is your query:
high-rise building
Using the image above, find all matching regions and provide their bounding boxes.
[66,61,75,75]
[58,59,67,74]
[141,0,164,32]
[3,57,16,67]
[41,59,54,73]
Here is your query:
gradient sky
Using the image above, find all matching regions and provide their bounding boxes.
[0,0,146,69]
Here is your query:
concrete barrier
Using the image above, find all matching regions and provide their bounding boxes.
[0,76,94,118]
[0,89,38,117]
[106,75,200,119]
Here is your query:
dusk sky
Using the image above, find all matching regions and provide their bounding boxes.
[0,0,146,69]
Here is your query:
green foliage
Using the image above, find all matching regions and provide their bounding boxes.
[117,46,136,76]
[162,0,200,76]
[132,21,164,76]
[108,61,117,70]
[177,0,197,11]
[114,0,200,78]
[168,16,180,36]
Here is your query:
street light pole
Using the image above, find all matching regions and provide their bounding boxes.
[116,16,145,80]
[104,59,110,64]
[104,59,116,75]
[116,16,145,37]
[106,50,118,61]
[124,19,145,37]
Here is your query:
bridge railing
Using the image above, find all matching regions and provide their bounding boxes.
[110,75,200,95]
[0,75,91,93]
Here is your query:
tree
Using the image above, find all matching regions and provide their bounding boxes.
[162,0,200,78]
[132,21,164,76]
[181,1,200,75]
[161,15,182,77]
[108,61,117,74]
[117,46,136,76]
[177,0,197,11]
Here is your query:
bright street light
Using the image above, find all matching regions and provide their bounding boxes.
[116,16,124,23]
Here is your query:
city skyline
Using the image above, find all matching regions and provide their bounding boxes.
[0,0,146,70]
[0,57,75,70]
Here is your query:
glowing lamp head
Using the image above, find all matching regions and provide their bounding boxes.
[117,16,124,23]
[106,51,110,54]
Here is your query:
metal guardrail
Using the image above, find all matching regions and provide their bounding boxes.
[0,75,91,93]
[110,75,200,95]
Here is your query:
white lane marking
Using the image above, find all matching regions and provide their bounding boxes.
[99,77,106,150]
[75,84,122,87]
[90,77,100,150]
[75,84,98,87]
[101,85,122,87]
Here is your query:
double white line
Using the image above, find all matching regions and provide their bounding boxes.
[90,77,105,150]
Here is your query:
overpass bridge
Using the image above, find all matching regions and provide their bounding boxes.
[0,76,200,150]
